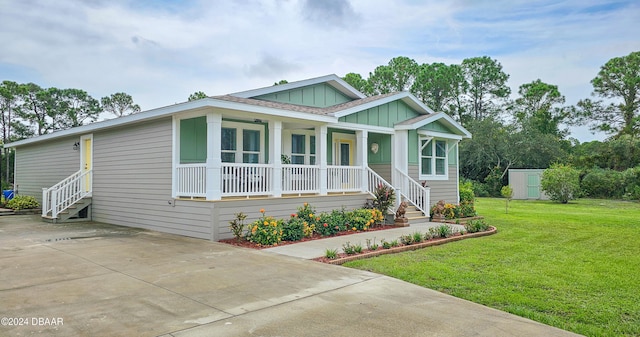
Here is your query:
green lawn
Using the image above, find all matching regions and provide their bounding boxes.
[344,198,640,336]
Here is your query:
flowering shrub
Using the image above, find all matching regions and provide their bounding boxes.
[430,202,476,219]
[316,210,346,236]
[346,208,379,231]
[248,209,283,246]
[282,215,304,241]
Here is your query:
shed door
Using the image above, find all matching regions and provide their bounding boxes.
[527,173,540,199]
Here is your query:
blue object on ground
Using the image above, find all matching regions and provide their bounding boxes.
[3,190,14,201]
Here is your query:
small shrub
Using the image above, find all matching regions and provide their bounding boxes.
[345,208,378,231]
[412,231,423,243]
[229,212,247,240]
[372,183,396,217]
[316,209,346,236]
[325,248,338,260]
[282,216,305,241]
[390,239,400,247]
[381,239,392,249]
[400,234,413,245]
[459,181,475,203]
[353,243,363,254]
[342,241,356,255]
[6,195,39,210]
[465,219,490,233]
[542,163,581,203]
[366,238,379,251]
[247,209,283,246]
[431,224,453,238]
[424,230,434,241]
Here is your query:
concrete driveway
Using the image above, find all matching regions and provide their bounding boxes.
[0,215,581,337]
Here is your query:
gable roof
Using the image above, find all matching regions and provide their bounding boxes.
[230,74,366,100]
[394,112,471,139]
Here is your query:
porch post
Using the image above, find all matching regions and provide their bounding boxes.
[394,130,409,208]
[356,130,368,193]
[206,112,222,200]
[316,125,328,195]
[269,120,282,197]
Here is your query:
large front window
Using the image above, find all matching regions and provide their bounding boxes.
[289,133,316,165]
[221,122,264,163]
[420,138,447,179]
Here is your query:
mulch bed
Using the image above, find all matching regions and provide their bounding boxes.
[219,224,398,249]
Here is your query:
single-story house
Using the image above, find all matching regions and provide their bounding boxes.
[5,74,471,241]
[508,169,549,200]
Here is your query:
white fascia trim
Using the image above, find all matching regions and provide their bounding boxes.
[417,130,464,141]
[5,98,336,148]
[327,122,395,134]
[230,74,366,99]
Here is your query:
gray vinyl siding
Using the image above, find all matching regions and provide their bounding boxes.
[369,164,392,183]
[14,136,80,203]
[214,193,369,240]
[409,165,458,205]
[91,117,214,240]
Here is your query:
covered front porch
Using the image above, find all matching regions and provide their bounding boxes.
[172,111,430,214]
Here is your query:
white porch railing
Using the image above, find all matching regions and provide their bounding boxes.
[327,165,362,192]
[222,163,273,197]
[176,164,207,198]
[367,167,395,195]
[282,164,319,194]
[395,169,430,215]
[42,169,92,219]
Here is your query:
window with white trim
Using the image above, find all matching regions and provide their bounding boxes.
[221,122,264,163]
[419,137,447,179]
[289,133,316,165]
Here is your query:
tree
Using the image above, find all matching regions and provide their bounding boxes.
[573,51,640,137]
[541,163,581,204]
[55,89,102,129]
[411,63,466,116]
[367,56,418,94]
[188,91,208,101]
[16,83,50,135]
[101,92,141,117]
[460,56,511,121]
[512,79,568,137]
[343,72,370,95]
[0,81,20,143]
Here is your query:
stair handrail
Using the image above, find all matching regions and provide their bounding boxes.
[42,169,92,218]
[394,169,430,216]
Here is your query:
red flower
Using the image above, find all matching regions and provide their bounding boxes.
[323,223,328,227]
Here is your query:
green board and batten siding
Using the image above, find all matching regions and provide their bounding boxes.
[339,100,420,127]
[254,83,353,107]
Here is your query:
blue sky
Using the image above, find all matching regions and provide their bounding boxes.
[1,0,639,141]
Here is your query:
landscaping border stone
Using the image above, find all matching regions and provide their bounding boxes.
[322,226,497,265]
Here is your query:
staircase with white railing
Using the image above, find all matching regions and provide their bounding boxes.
[395,169,430,216]
[42,169,93,222]
[366,167,431,222]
